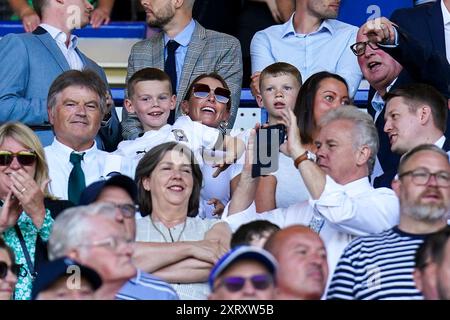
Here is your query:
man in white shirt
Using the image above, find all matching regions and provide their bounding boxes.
[0,0,121,151]
[44,70,131,204]
[223,106,399,279]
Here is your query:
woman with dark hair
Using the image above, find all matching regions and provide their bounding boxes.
[133,142,231,300]
[256,71,350,212]
[294,71,350,147]
[181,73,242,218]
[0,237,21,300]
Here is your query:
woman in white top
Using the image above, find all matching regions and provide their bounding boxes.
[181,73,243,218]
[133,142,231,300]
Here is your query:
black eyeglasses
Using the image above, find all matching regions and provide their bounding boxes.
[0,261,27,279]
[192,83,231,104]
[215,274,273,292]
[114,203,139,218]
[350,41,380,56]
[0,150,37,166]
[398,169,450,188]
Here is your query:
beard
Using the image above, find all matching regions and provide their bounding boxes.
[400,188,449,222]
[146,5,175,29]
[407,203,449,221]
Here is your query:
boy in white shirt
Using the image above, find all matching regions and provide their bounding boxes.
[254,62,306,211]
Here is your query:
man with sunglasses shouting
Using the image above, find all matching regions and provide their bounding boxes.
[352,16,450,188]
[208,246,277,300]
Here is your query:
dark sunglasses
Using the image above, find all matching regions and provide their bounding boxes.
[350,41,380,56]
[216,274,273,292]
[192,83,231,104]
[0,150,37,166]
[0,261,27,279]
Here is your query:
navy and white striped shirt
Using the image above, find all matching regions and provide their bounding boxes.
[327,227,426,300]
[116,269,179,300]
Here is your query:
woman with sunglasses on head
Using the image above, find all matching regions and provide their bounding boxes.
[0,122,71,300]
[133,142,232,300]
[0,237,20,300]
[181,73,243,219]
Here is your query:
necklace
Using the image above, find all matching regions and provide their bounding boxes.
[150,217,187,243]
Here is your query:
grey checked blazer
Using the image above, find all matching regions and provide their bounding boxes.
[122,21,243,139]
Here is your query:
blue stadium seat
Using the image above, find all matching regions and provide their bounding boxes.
[0,21,147,38]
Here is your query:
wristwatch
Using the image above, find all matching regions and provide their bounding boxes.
[293,151,317,168]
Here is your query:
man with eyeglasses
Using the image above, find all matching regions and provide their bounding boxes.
[377,83,450,187]
[208,246,277,300]
[79,174,139,241]
[351,16,450,188]
[48,203,179,300]
[328,144,450,300]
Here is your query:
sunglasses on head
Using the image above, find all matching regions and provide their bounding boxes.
[0,150,37,166]
[216,274,273,292]
[0,261,26,279]
[192,83,231,104]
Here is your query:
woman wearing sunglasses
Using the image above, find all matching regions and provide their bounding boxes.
[0,238,20,300]
[181,73,242,219]
[134,142,231,300]
[0,122,58,300]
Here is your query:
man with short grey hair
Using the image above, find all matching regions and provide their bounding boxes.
[222,106,399,281]
[48,202,179,300]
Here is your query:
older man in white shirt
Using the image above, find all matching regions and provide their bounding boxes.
[223,106,399,279]
[44,70,132,204]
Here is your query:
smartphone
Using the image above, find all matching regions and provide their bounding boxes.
[252,124,286,178]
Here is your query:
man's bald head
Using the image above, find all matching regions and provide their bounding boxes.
[264,225,328,299]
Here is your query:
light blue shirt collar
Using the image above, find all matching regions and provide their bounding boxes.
[40,23,79,49]
[164,19,195,47]
[282,13,334,38]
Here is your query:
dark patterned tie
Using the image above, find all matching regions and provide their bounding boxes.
[164,40,180,125]
[68,152,86,204]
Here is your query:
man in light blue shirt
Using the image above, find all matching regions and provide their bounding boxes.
[250,0,362,98]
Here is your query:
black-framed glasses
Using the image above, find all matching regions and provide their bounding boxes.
[192,83,231,104]
[215,274,273,292]
[350,41,380,56]
[114,203,139,218]
[398,169,450,187]
[0,150,37,166]
[0,261,27,278]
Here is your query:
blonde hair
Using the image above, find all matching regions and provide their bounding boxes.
[0,122,50,197]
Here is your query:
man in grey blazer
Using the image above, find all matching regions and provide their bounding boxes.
[0,0,121,152]
[122,0,243,140]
